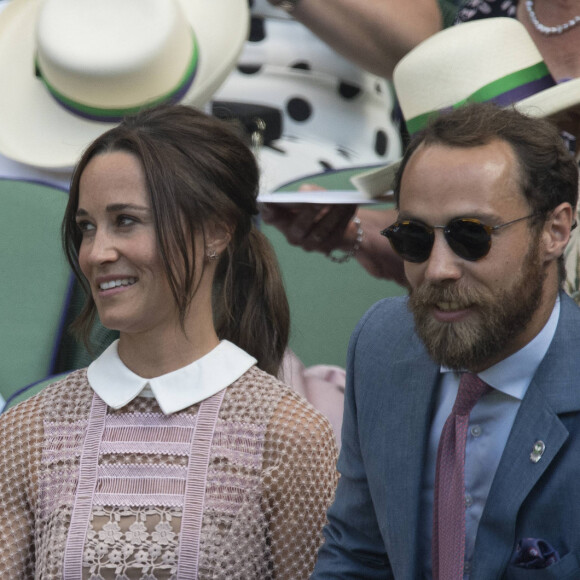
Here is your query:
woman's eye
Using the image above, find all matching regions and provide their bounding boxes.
[76,220,95,233]
[117,215,137,227]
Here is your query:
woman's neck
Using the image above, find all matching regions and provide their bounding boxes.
[519,0,580,79]
[117,318,220,379]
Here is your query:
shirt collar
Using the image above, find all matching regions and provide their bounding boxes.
[87,340,257,414]
[441,296,560,401]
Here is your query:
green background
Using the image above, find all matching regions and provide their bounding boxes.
[262,219,406,368]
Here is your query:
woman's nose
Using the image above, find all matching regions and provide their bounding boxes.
[84,229,119,265]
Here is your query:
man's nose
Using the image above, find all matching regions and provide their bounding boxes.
[423,230,462,283]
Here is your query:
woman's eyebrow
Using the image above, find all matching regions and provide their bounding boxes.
[105,203,150,213]
[75,203,150,217]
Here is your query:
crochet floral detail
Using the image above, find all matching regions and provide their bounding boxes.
[84,506,181,578]
[0,367,338,579]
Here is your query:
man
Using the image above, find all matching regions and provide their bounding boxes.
[311,102,580,579]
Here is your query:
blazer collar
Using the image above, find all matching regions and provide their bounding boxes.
[87,340,257,415]
[531,291,580,413]
[471,292,580,578]
[378,333,439,579]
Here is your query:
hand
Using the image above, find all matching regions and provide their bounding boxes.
[261,189,408,288]
[354,208,408,286]
[261,198,357,255]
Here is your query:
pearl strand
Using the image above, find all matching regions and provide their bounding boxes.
[525,0,580,35]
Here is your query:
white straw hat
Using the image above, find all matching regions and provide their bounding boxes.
[0,0,249,170]
[349,17,580,199]
[395,16,580,135]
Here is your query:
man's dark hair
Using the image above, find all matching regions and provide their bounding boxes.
[394,102,579,217]
[393,102,578,283]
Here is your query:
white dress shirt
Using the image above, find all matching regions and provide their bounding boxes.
[87,340,257,415]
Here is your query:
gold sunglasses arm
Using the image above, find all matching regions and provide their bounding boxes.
[483,212,541,234]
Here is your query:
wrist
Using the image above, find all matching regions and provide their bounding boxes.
[327,217,364,264]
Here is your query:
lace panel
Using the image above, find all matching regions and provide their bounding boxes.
[1,367,338,580]
[84,505,181,579]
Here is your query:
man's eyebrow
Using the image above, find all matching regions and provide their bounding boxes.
[396,212,425,223]
[396,211,501,224]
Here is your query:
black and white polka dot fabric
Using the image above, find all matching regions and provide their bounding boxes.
[212,0,403,192]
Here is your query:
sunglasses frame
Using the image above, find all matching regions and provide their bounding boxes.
[380,213,541,263]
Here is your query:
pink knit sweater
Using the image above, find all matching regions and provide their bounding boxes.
[0,366,338,579]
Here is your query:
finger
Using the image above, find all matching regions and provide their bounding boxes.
[297,183,326,192]
[302,205,358,252]
[285,204,330,245]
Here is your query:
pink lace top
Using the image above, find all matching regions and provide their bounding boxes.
[0,366,338,579]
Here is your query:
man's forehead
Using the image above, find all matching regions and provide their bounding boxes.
[409,138,515,167]
[398,139,525,216]
[402,140,519,187]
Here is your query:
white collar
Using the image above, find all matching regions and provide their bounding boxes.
[87,340,257,415]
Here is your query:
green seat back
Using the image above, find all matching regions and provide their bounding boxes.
[0,179,71,401]
[265,171,406,368]
[262,216,405,369]
[3,372,69,412]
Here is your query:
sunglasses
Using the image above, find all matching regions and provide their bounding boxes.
[380,213,540,263]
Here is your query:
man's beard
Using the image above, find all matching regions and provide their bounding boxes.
[408,243,546,371]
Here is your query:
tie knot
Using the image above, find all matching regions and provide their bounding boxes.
[453,373,491,416]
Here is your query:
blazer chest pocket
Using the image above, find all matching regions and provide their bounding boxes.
[505,551,580,579]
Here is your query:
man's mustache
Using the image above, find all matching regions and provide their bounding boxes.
[410,282,489,309]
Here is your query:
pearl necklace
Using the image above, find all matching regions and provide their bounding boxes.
[525,0,580,35]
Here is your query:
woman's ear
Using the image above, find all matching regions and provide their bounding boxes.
[205,221,232,256]
[542,202,575,262]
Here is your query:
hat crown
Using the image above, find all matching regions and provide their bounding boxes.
[36,0,194,109]
[393,18,547,123]
[0,0,249,170]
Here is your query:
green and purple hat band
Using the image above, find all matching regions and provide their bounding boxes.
[405,61,555,135]
[35,31,199,123]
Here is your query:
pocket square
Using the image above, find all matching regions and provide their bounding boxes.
[510,538,560,569]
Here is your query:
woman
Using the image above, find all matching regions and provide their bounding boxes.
[0,105,338,579]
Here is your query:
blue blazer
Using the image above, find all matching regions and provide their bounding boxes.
[312,292,580,579]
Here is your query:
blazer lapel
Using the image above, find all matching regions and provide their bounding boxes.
[471,383,569,578]
[377,350,439,578]
[472,293,580,579]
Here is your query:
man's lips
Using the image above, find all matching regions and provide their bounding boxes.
[436,301,469,312]
[431,301,473,322]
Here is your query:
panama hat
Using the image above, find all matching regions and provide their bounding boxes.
[0,0,249,170]
[346,17,580,201]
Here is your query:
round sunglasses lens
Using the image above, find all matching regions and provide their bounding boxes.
[387,222,433,263]
[445,220,491,261]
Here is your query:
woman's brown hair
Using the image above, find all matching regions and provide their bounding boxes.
[62,104,290,376]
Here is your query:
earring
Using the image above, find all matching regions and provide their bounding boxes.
[206,248,219,261]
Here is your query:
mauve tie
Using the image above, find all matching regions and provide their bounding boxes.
[432,373,492,579]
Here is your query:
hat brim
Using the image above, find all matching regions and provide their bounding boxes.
[0,0,249,170]
[341,79,580,203]
[514,76,580,119]
[258,163,395,205]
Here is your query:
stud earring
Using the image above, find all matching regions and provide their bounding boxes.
[206,248,219,261]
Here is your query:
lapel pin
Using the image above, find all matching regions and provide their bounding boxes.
[530,440,545,463]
